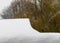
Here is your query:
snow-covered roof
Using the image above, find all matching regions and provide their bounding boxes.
[0,19,60,43]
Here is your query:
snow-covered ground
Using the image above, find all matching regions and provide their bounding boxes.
[0,19,60,43]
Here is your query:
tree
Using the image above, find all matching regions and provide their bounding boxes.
[38,0,60,32]
[2,6,14,19]
[2,0,60,32]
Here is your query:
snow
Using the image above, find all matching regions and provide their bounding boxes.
[0,19,39,38]
[0,19,60,43]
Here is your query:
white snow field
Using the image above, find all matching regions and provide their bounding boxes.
[0,19,60,43]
